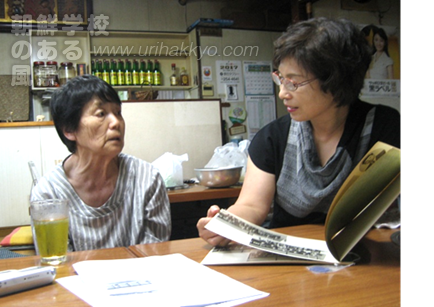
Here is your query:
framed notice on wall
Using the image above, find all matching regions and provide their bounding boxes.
[0,0,93,32]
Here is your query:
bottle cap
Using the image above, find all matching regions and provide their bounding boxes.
[47,61,58,66]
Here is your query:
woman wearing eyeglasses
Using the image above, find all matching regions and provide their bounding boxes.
[197,17,400,246]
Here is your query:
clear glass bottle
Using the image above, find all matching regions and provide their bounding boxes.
[180,67,189,86]
[33,61,45,87]
[58,62,76,86]
[170,63,178,86]
[46,61,59,87]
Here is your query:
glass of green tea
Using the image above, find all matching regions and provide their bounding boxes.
[30,199,69,265]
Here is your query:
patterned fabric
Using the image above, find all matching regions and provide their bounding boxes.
[0,226,33,246]
[0,248,27,259]
[275,109,374,218]
[31,153,171,251]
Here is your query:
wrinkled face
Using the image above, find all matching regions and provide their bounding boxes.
[65,96,125,157]
[277,57,336,124]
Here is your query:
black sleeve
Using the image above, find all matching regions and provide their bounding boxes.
[248,115,291,180]
[369,104,401,149]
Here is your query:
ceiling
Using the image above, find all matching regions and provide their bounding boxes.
[179,0,305,12]
[180,0,317,30]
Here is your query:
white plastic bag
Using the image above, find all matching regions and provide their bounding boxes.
[152,152,188,188]
[204,141,250,182]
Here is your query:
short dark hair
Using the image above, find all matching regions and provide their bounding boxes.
[273,18,372,107]
[49,75,121,153]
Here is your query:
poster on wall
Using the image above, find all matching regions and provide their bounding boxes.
[216,60,242,99]
[243,61,274,95]
[202,66,212,82]
[361,24,400,97]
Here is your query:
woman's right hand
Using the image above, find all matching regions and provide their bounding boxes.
[196,205,231,247]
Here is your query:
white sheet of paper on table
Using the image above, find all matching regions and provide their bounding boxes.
[57,253,268,307]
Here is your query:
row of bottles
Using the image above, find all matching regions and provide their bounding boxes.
[91,59,189,87]
[91,59,161,86]
[170,63,189,86]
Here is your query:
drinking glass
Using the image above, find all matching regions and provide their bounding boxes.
[30,199,69,265]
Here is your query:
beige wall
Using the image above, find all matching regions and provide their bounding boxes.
[1,0,400,75]
[0,0,401,119]
[90,0,400,33]
[92,0,401,119]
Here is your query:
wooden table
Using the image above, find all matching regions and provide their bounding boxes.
[0,225,400,306]
[0,247,137,306]
[129,225,401,307]
[167,184,241,203]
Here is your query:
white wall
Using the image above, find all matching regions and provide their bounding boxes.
[199,29,281,140]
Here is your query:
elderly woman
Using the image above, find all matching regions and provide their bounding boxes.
[31,75,171,251]
[197,17,400,246]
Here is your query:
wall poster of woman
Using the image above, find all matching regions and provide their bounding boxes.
[361,24,400,97]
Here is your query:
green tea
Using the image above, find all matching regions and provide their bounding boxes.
[34,218,68,262]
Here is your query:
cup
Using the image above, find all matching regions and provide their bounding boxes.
[30,199,69,265]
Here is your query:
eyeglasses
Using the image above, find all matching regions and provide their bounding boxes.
[271,71,316,92]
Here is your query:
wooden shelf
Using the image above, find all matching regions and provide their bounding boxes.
[0,121,54,128]
[168,184,241,203]
[114,85,193,90]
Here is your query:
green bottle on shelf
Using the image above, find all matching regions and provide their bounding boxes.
[102,60,110,84]
[91,60,96,76]
[146,60,153,86]
[124,59,132,86]
[139,60,146,85]
[117,59,125,86]
[110,59,118,86]
[95,60,102,79]
[132,60,139,85]
[153,59,161,86]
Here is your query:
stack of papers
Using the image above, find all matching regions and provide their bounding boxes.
[57,253,268,306]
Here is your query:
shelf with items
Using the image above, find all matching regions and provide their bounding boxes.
[111,85,194,90]
[90,57,193,88]
[29,30,91,91]
[114,85,199,102]
[89,31,198,96]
